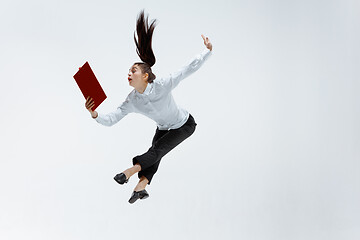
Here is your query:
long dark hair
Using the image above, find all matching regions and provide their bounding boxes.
[133,10,157,83]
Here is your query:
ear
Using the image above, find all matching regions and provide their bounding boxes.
[143,73,149,81]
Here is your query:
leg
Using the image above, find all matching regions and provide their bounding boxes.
[122,163,141,179]
[114,127,167,184]
[134,176,149,191]
[137,160,161,185]
[133,114,197,184]
[136,127,168,184]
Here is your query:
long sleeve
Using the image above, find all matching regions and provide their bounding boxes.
[161,48,212,91]
[94,95,133,127]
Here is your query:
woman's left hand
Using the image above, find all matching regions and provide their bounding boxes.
[201,34,213,51]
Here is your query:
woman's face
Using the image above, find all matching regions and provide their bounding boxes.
[128,64,148,89]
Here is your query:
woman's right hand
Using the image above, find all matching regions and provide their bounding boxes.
[85,96,98,118]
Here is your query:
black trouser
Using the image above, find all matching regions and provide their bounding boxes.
[132,114,197,184]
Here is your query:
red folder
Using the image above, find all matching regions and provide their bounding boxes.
[73,62,107,111]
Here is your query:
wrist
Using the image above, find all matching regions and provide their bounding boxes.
[91,111,98,119]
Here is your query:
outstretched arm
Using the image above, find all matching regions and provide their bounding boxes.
[85,96,133,127]
[161,34,213,90]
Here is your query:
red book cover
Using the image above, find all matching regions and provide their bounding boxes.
[73,62,107,111]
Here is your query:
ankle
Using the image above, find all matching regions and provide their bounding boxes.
[123,169,131,179]
[134,186,146,192]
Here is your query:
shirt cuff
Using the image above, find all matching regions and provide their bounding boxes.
[94,113,102,122]
[202,48,213,60]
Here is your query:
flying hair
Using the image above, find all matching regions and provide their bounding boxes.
[134,10,157,67]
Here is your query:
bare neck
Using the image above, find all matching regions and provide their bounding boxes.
[135,81,148,94]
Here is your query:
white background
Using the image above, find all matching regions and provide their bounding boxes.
[0,0,359,239]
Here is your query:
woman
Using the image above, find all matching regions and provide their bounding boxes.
[85,10,213,204]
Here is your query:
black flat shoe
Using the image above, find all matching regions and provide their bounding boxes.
[128,190,149,204]
[113,173,128,185]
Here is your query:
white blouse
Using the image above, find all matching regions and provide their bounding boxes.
[95,48,213,130]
